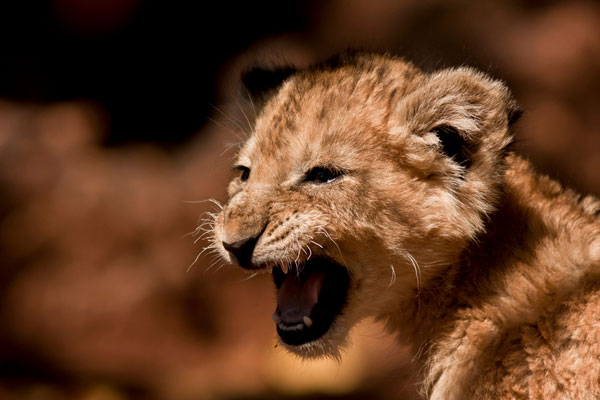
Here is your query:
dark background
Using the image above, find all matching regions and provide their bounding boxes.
[0,1,599,399]
[0,1,312,145]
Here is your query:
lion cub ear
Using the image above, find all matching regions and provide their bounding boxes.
[398,68,519,168]
[240,66,296,109]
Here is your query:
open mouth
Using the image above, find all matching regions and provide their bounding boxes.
[271,258,350,346]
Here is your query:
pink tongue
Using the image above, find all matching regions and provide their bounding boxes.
[277,269,325,324]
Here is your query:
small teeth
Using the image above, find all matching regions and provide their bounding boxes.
[267,262,294,274]
[277,322,305,331]
[275,315,313,331]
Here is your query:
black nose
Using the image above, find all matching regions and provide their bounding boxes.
[222,236,259,268]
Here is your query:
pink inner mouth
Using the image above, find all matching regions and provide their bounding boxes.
[272,258,350,346]
[277,268,326,325]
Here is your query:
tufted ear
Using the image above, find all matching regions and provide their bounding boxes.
[507,103,523,127]
[430,125,472,168]
[240,66,296,108]
[398,67,519,170]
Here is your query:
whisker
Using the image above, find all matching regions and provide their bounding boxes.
[207,198,224,210]
[209,103,246,135]
[315,226,348,268]
[405,252,422,292]
[206,257,225,273]
[187,246,212,272]
[183,198,224,212]
[404,251,422,313]
[388,264,397,287]
[192,222,215,231]
[241,83,258,120]
[294,233,302,265]
[194,232,214,244]
[233,95,253,132]
[219,140,243,157]
[310,240,324,249]
[240,272,260,282]
[214,263,227,272]
[206,116,244,140]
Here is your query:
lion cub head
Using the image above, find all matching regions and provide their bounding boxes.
[213,53,519,357]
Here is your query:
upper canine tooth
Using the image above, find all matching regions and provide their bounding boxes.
[303,316,313,327]
[272,313,281,324]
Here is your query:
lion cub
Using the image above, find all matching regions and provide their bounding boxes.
[211,52,600,399]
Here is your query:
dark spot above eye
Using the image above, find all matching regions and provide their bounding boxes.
[304,166,344,184]
[234,166,250,181]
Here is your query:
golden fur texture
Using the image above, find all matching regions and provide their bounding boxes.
[211,53,600,399]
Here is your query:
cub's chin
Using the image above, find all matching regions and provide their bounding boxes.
[278,319,354,359]
[270,258,351,357]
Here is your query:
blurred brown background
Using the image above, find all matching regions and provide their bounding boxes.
[0,1,599,399]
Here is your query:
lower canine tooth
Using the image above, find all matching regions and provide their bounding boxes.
[303,316,313,327]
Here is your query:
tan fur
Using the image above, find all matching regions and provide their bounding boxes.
[212,53,600,399]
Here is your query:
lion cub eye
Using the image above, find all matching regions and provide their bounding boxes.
[234,166,250,182]
[304,166,344,184]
